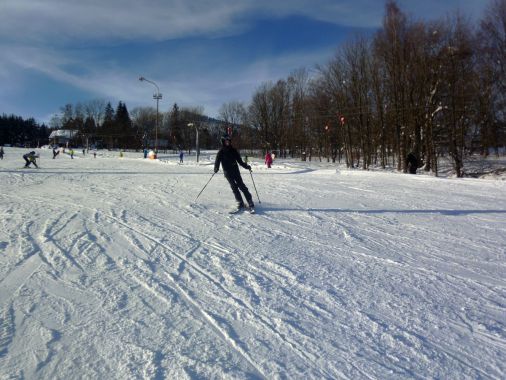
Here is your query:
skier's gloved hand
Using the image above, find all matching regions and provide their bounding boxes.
[214,168,218,173]
[245,165,251,171]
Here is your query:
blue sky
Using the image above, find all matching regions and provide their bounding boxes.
[0,0,489,124]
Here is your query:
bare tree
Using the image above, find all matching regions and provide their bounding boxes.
[131,106,156,148]
[249,82,274,151]
[477,0,506,155]
[84,99,107,127]
[219,101,247,126]
[374,0,410,171]
[437,13,476,177]
[286,68,311,158]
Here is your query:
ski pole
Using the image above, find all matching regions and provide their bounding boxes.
[249,170,261,204]
[194,172,216,203]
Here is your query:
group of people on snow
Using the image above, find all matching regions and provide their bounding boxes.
[17,146,100,168]
[8,135,421,214]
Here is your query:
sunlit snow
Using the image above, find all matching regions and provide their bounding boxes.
[1,147,505,379]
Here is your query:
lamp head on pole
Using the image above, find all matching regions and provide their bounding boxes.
[139,76,145,82]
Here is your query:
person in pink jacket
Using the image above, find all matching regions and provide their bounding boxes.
[265,151,273,168]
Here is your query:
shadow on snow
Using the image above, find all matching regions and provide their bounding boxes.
[259,207,506,216]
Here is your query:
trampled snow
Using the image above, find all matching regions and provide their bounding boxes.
[1,147,505,379]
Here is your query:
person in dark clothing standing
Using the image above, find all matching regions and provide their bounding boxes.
[406,152,418,174]
[214,134,254,211]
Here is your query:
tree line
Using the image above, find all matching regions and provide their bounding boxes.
[44,100,225,152]
[224,0,506,176]
[0,114,49,147]
[7,98,227,153]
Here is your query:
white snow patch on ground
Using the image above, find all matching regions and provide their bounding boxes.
[0,147,505,379]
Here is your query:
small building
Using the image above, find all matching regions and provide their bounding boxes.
[49,129,79,146]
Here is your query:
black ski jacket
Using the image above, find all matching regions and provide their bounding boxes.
[214,145,249,177]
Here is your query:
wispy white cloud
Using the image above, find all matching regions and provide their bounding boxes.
[0,1,245,45]
[0,0,487,47]
[1,34,336,120]
[0,0,387,46]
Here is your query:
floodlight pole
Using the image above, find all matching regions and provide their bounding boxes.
[139,76,162,153]
[188,123,199,162]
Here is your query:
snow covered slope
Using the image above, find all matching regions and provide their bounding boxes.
[1,148,505,379]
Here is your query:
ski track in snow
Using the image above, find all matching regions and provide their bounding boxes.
[0,148,506,379]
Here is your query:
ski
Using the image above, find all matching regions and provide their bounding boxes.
[228,207,255,215]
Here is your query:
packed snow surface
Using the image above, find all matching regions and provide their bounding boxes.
[0,148,505,379]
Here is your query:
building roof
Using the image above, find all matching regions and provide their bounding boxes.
[48,130,79,139]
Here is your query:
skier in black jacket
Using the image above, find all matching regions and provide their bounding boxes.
[23,151,39,168]
[214,134,254,211]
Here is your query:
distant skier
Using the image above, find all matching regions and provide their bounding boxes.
[265,151,273,168]
[52,147,60,159]
[214,134,254,212]
[179,150,184,164]
[143,148,148,159]
[406,152,418,174]
[70,149,74,159]
[23,151,38,168]
[0,146,4,160]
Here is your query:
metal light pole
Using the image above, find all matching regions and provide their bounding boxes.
[188,123,199,162]
[325,124,329,162]
[139,76,162,154]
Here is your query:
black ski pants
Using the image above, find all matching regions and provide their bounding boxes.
[225,172,253,206]
[23,157,37,168]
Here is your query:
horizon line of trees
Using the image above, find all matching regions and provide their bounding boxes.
[0,114,49,147]
[0,99,231,152]
[46,100,227,152]
[220,0,506,177]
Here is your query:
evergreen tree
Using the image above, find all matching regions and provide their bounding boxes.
[101,102,116,149]
[83,116,97,149]
[170,103,182,148]
[115,101,133,148]
[0,114,48,147]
